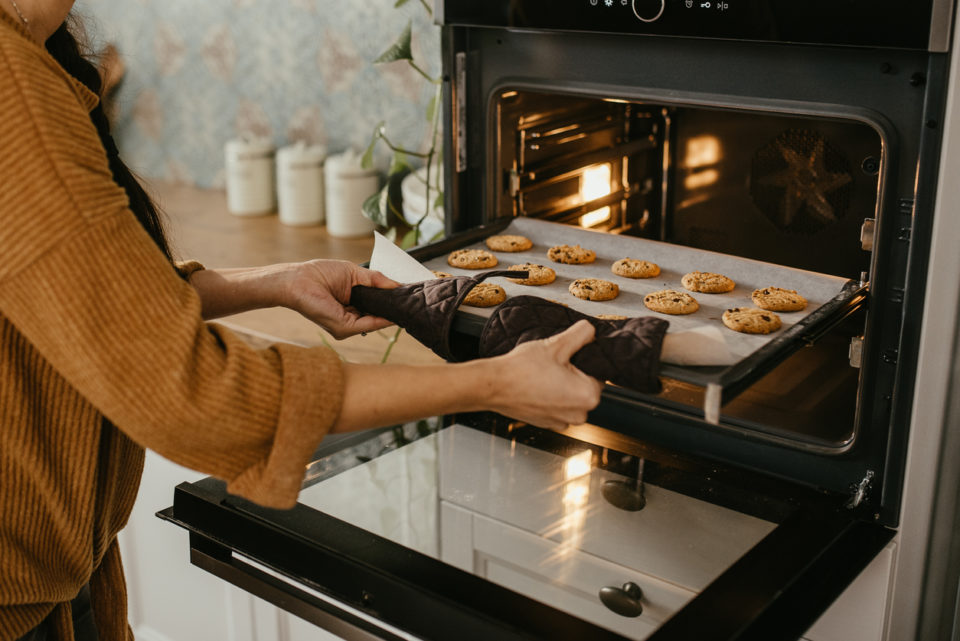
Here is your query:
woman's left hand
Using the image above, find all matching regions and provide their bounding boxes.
[286,259,398,339]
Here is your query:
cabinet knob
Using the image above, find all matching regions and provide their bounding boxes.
[599,582,644,617]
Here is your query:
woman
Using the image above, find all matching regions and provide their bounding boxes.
[0,2,604,639]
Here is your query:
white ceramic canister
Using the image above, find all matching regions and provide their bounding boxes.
[277,142,326,226]
[324,149,378,238]
[225,138,276,216]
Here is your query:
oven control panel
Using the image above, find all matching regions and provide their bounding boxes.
[441,0,942,50]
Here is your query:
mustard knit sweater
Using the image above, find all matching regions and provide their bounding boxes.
[0,12,345,640]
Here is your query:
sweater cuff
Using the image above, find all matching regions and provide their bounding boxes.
[174,260,205,281]
[226,343,345,509]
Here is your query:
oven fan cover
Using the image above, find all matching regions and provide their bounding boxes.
[750,129,854,235]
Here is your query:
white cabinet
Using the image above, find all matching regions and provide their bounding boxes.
[441,502,695,640]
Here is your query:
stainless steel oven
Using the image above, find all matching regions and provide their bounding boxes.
[161,1,960,639]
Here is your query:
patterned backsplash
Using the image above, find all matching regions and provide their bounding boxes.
[75,0,440,189]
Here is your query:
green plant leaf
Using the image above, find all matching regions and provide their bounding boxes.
[374,21,413,64]
[394,0,411,6]
[361,186,391,228]
[433,191,444,209]
[399,228,419,249]
[361,122,385,170]
[389,150,411,176]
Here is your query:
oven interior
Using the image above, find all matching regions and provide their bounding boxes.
[490,89,883,452]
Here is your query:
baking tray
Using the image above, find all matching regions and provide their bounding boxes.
[409,218,867,423]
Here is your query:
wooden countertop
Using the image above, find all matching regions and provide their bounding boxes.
[149,180,441,366]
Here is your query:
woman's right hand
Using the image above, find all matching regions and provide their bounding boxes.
[486,320,604,429]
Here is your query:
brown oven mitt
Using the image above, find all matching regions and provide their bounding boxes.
[479,295,669,393]
[350,270,522,362]
[350,272,669,393]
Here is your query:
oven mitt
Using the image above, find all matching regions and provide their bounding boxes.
[350,270,523,362]
[351,272,669,393]
[479,296,669,393]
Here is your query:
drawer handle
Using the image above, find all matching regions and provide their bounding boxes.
[599,582,644,617]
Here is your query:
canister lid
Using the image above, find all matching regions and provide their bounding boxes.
[226,137,275,159]
[325,148,376,177]
[277,141,326,166]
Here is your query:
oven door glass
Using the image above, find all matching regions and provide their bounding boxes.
[161,419,892,641]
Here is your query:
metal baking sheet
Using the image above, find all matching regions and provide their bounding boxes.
[414,218,865,419]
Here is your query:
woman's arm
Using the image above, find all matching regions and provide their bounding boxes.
[334,321,603,432]
[188,259,398,337]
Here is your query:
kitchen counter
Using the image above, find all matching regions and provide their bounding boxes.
[148,180,441,365]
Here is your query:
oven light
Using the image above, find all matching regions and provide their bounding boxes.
[685,135,722,167]
[580,164,612,228]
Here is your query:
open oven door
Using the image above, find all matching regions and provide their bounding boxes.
[158,418,892,641]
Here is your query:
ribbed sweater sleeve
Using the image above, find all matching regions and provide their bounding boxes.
[0,20,343,510]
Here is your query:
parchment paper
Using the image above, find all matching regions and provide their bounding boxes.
[413,218,851,365]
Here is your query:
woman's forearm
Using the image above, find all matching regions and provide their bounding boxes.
[333,321,604,432]
[332,360,495,433]
[188,265,293,320]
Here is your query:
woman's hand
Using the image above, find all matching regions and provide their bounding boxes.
[485,320,604,429]
[285,259,398,339]
[187,260,397,338]
[333,320,604,433]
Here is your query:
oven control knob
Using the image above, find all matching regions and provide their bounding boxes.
[632,0,665,22]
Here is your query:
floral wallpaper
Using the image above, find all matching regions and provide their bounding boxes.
[75,0,440,188]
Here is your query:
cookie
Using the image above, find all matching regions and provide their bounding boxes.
[643,290,699,315]
[722,307,782,334]
[485,234,533,252]
[751,287,808,312]
[432,270,452,279]
[463,283,506,307]
[447,248,498,269]
[681,271,736,293]
[568,278,619,301]
[596,314,628,320]
[611,258,660,279]
[547,244,596,265]
[506,263,556,286]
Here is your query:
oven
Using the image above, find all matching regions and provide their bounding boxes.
[160,1,960,639]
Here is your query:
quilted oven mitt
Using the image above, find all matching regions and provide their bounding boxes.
[479,295,668,393]
[350,270,521,362]
[350,272,669,393]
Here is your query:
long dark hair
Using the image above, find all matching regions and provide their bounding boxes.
[44,17,173,262]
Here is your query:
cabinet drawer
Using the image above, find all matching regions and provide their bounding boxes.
[472,514,695,638]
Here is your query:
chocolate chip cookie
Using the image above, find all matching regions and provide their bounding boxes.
[506,263,556,286]
[612,258,661,279]
[547,244,596,265]
[721,307,782,334]
[431,270,452,279]
[463,283,506,307]
[681,271,736,293]
[751,287,808,312]
[568,278,619,301]
[485,234,533,252]
[447,248,498,269]
[596,313,629,320]
[643,289,699,315]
